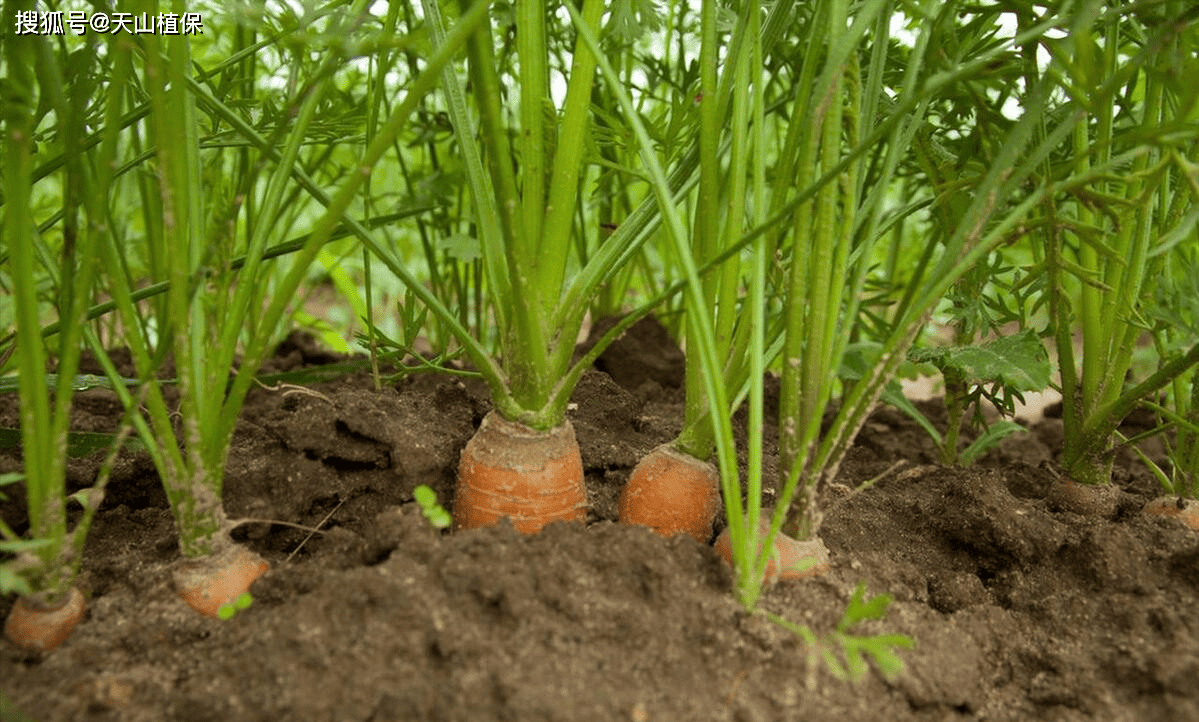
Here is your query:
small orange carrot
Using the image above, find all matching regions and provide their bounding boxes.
[4,586,86,652]
[713,515,830,583]
[619,444,720,543]
[173,544,269,618]
[453,411,587,534]
[1143,497,1199,531]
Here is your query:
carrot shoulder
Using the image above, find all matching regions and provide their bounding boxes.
[713,515,831,583]
[619,444,720,543]
[173,544,269,618]
[453,411,587,534]
[4,585,86,652]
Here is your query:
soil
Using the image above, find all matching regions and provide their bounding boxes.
[3,321,1198,722]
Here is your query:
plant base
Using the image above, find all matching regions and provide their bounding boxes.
[4,586,86,652]
[619,444,720,543]
[1143,497,1199,531]
[713,514,831,583]
[453,411,587,534]
[173,544,270,618]
[1046,478,1121,519]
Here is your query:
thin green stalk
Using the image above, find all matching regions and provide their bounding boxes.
[676,0,727,460]
[455,0,553,419]
[3,10,124,601]
[1053,4,1199,485]
[741,0,768,606]
[5,0,63,600]
[220,0,494,440]
[565,0,740,527]
[518,0,548,286]
[539,0,606,299]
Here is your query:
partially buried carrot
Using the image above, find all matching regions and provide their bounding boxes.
[1143,496,1199,531]
[619,444,720,543]
[453,410,588,534]
[713,513,830,583]
[173,543,269,618]
[1047,477,1120,519]
[4,585,86,652]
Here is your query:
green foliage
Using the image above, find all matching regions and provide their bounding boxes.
[909,331,1052,396]
[1036,0,1199,486]
[606,0,661,44]
[826,583,913,683]
[907,330,1052,464]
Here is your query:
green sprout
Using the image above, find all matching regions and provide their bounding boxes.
[216,593,254,621]
[413,485,452,530]
[766,582,913,686]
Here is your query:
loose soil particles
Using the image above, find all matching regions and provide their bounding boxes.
[3,322,1198,722]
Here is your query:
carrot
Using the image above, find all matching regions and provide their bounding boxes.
[173,544,269,618]
[453,411,588,534]
[1047,478,1120,519]
[618,444,720,543]
[1143,497,1199,531]
[4,586,86,652]
[713,514,830,583]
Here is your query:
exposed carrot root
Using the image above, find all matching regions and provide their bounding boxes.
[173,544,269,618]
[4,586,86,652]
[713,515,830,583]
[619,444,720,543]
[454,411,587,534]
[1046,478,1120,519]
[1143,497,1199,531]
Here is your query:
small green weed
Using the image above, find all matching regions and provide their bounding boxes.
[767,582,913,687]
[217,592,254,621]
[414,485,451,530]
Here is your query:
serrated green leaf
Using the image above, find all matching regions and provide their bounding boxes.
[606,0,661,44]
[439,233,481,263]
[865,641,910,680]
[841,583,893,628]
[908,330,1050,392]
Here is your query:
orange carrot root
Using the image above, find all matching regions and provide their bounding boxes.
[1047,478,1120,519]
[713,515,830,583]
[1143,497,1199,531]
[4,586,86,652]
[173,544,269,618]
[453,411,587,534]
[619,444,720,543]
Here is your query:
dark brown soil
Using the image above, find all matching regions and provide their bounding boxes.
[3,323,1198,722]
